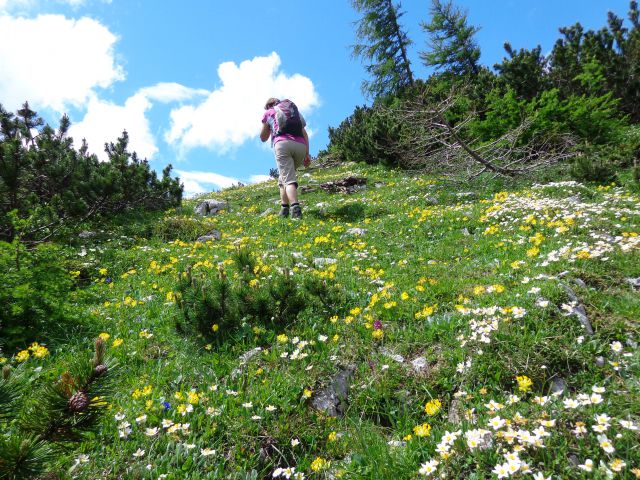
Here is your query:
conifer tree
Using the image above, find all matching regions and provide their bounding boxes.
[351,0,415,98]
[420,0,481,76]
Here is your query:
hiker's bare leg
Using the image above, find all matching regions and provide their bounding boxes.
[279,185,289,205]
[285,183,298,205]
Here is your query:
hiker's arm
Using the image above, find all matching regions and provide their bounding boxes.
[260,122,270,142]
[302,128,309,156]
[302,128,311,166]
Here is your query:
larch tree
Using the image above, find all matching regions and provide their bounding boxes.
[420,0,481,76]
[351,0,415,99]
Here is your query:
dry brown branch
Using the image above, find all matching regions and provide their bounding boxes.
[384,85,577,178]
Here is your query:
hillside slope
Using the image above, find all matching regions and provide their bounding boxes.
[7,163,640,479]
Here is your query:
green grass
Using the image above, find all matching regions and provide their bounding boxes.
[3,163,639,479]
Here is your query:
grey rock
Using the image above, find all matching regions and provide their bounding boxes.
[196,229,222,242]
[380,348,404,363]
[230,347,262,379]
[345,228,367,236]
[374,182,385,188]
[448,398,463,425]
[260,208,274,217]
[424,196,439,205]
[78,230,96,238]
[313,257,337,267]
[461,227,471,236]
[194,199,228,216]
[626,277,640,290]
[562,285,594,335]
[410,357,428,373]
[311,366,355,417]
[549,377,568,396]
[595,356,606,367]
[571,278,587,289]
[568,454,581,467]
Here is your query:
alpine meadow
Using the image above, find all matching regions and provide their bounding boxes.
[1,1,639,479]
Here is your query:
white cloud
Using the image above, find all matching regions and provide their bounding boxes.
[68,83,208,161]
[175,170,240,198]
[68,93,157,161]
[138,82,209,103]
[166,52,319,153]
[175,171,276,198]
[0,14,123,111]
[248,174,272,184]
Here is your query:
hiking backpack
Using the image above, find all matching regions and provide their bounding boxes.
[273,99,304,137]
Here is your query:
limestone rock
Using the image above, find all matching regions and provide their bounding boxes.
[196,230,222,242]
[311,366,355,417]
[194,199,227,216]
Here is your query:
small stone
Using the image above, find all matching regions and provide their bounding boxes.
[595,356,605,367]
[314,257,337,267]
[78,230,96,239]
[260,208,274,217]
[626,277,640,290]
[571,278,587,289]
[410,357,427,372]
[311,366,355,417]
[549,377,568,396]
[194,199,227,216]
[196,230,222,243]
[345,228,367,236]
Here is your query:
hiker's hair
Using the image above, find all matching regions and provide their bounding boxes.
[264,98,280,110]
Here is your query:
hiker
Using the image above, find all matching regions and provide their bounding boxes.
[260,97,311,219]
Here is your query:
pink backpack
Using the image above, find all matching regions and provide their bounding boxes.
[273,99,304,137]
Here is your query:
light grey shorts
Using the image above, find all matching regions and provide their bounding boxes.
[274,140,306,186]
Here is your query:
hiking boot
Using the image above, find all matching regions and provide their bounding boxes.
[291,204,302,220]
[278,206,290,218]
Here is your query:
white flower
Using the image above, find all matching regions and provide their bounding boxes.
[597,434,615,453]
[418,459,439,476]
[577,459,593,472]
[290,438,300,447]
[266,405,277,412]
[201,448,215,456]
[488,416,506,430]
[132,448,145,458]
[619,419,638,430]
[589,393,603,405]
[145,427,159,436]
[114,412,126,421]
[242,402,253,409]
[135,414,147,424]
[162,419,174,429]
[492,462,510,479]
[610,341,623,353]
[532,472,550,480]
[563,398,579,409]
[592,385,606,393]
[318,334,328,342]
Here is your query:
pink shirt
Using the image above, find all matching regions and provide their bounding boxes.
[261,108,307,147]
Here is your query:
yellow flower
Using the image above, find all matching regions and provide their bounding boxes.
[187,390,199,405]
[328,431,337,442]
[403,434,413,441]
[329,315,339,323]
[302,388,313,399]
[32,345,49,358]
[372,329,384,340]
[0,357,7,364]
[99,268,108,275]
[112,338,123,347]
[212,324,219,332]
[349,307,362,316]
[516,375,533,393]
[16,350,30,362]
[526,247,540,257]
[473,285,486,295]
[99,332,110,341]
[413,423,432,437]
[576,250,591,259]
[277,334,288,343]
[401,292,410,300]
[424,399,442,416]
[310,457,328,472]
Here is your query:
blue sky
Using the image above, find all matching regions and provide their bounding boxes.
[0,0,630,196]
